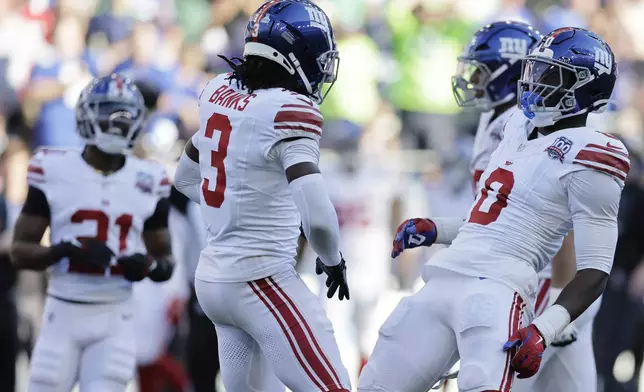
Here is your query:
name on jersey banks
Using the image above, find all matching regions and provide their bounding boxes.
[545,136,573,162]
[208,84,257,112]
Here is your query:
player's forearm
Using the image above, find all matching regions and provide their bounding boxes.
[554,268,607,321]
[532,268,607,346]
[10,242,65,271]
[289,173,341,266]
[147,254,175,282]
[174,152,202,204]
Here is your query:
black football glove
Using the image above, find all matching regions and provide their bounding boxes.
[148,258,174,282]
[315,256,349,301]
[53,239,114,270]
[117,253,150,282]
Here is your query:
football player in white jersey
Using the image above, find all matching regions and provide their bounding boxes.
[451,22,601,392]
[453,21,601,392]
[359,27,624,392]
[11,74,175,392]
[173,1,351,391]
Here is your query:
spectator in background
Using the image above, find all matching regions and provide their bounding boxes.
[113,21,176,94]
[491,0,536,26]
[386,0,472,152]
[156,42,209,138]
[540,0,588,33]
[0,118,15,392]
[22,15,95,149]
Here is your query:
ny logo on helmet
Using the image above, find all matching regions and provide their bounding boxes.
[306,6,330,35]
[594,47,612,75]
[499,38,528,63]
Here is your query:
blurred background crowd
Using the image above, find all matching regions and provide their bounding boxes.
[2,0,644,391]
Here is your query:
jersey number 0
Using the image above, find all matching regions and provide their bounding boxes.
[202,113,232,208]
[469,167,514,225]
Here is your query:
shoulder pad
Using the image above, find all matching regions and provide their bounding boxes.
[270,90,323,141]
[501,110,533,141]
[27,148,77,186]
[570,130,630,182]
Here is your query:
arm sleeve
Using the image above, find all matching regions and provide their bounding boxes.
[21,186,51,218]
[288,173,342,266]
[567,169,621,273]
[433,217,465,245]
[143,198,170,231]
[174,152,202,204]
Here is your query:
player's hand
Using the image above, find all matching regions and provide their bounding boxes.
[503,324,546,379]
[551,322,578,347]
[55,239,114,269]
[391,218,437,258]
[315,256,349,301]
[148,258,174,282]
[117,253,150,282]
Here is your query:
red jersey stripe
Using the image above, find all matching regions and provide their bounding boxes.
[281,104,321,114]
[585,143,628,158]
[574,149,630,176]
[573,161,626,181]
[296,97,314,106]
[275,110,323,128]
[275,124,321,136]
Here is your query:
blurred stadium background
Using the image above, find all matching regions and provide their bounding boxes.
[2,0,644,391]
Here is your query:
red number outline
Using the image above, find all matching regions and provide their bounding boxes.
[202,113,232,208]
[469,168,515,225]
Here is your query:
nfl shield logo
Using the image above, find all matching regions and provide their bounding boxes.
[545,136,573,162]
[135,172,153,194]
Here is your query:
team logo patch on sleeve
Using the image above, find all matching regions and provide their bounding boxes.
[135,172,154,194]
[545,136,573,162]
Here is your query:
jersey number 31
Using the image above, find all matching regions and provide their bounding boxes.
[469,168,514,225]
[202,113,232,208]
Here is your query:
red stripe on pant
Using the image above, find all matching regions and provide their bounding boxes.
[500,293,524,392]
[535,278,552,316]
[268,276,344,388]
[250,278,342,391]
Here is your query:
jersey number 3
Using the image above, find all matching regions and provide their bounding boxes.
[202,113,232,208]
[469,168,514,225]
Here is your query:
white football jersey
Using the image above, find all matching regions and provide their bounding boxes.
[429,112,629,309]
[27,148,171,302]
[193,74,323,282]
[470,107,519,188]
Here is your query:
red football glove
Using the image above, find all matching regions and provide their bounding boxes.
[502,324,545,379]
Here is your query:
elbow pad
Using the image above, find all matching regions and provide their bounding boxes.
[174,153,202,204]
[288,173,341,266]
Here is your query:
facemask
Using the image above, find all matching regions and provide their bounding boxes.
[520,92,561,127]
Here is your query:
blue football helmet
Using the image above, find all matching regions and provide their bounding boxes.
[452,21,542,110]
[518,27,617,127]
[244,0,339,103]
[76,74,146,154]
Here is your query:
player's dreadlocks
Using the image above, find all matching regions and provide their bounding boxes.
[219,55,308,97]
